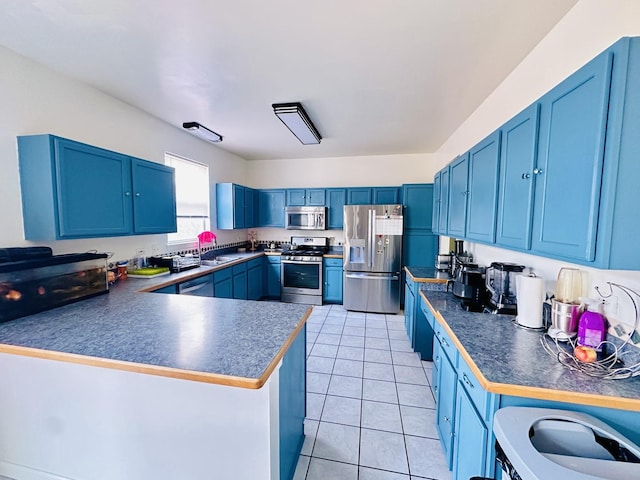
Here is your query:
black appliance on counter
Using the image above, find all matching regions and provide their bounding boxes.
[0,247,109,323]
[485,262,526,315]
[451,264,488,312]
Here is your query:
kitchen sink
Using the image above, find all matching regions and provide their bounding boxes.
[200,256,241,266]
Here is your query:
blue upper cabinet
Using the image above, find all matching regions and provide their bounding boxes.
[131,158,177,235]
[447,154,469,238]
[465,130,501,243]
[258,189,286,227]
[373,187,400,204]
[286,188,325,206]
[347,187,372,205]
[403,184,433,231]
[18,135,176,240]
[216,183,256,229]
[432,172,441,233]
[437,167,450,235]
[531,48,613,263]
[496,103,540,250]
[326,188,347,229]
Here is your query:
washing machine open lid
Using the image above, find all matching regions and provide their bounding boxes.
[494,407,640,480]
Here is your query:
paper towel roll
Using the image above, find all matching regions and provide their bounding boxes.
[516,275,545,329]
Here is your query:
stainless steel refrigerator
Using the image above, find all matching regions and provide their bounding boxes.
[343,204,403,313]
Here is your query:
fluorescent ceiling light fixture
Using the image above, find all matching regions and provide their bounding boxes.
[182,122,223,143]
[272,102,322,145]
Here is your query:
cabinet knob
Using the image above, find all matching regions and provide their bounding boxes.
[521,173,531,179]
[462,373,474,389]
[444,416,450,423]
[533,167,543,175]
[135,192,141,197]
[125,192,131,196]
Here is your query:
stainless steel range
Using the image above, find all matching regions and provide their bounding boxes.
[281,236,329,305]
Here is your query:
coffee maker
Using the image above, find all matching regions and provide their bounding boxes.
[485,262,525,314]
[448,240,487,311]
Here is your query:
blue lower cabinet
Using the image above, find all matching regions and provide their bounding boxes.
[265,256,281,299]
[213,267,233,298]
[232,263,248,300]
[435,348,457,469]
[247,258,263,300]
[151,284,177,294]
[323,258,343,304]
[414,301,434,361]
[279,324,306,480]
[404,278,416,344]
[452,386,488,480]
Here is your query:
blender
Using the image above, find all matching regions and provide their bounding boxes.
[549,267,586,340]
[485,262,526,314]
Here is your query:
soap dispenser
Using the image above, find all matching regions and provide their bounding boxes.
[577,298,607,351]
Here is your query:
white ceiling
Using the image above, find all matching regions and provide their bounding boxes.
[0,0,577,160]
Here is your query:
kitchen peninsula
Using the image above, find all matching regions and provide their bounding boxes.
[0,263,310,480]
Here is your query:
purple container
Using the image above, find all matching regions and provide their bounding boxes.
[577,310,607,351]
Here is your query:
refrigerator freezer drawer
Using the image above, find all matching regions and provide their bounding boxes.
[343,272,401,314]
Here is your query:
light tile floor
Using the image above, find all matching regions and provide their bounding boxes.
[294,304,451,480]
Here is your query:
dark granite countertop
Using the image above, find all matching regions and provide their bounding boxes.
[0,254,311,388]
[405,266,450,283]
[421,290,640,410]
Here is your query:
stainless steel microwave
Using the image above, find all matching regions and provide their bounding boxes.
[285,206,327,230]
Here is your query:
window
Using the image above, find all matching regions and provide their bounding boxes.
[165,153,210,243]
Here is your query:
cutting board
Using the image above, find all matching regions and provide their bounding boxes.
[127,267,170,278]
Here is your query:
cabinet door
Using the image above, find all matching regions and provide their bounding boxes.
[306,189,326,206]
[244,187,256,228]
[414,302,434,361]
[373,187,400,204]
[436,351,456,469]
[214,268,233,298]
[286,189,306,206]
[404,279,416,344]
[496,103,540,249]
[403,232,438,269]
[447,154,469,238]
[452,386,488,480]
[347,188,372,205]
[258,190,286,227]
[232,264,248,300]
[465,131,501,243]
[130,158,177,234]
[432,336,441,402]
[55,138,133,237]
[438,167,450,234]
[264,257,282,298]
[432,174,441,233]
[403,184,433,231]
[233,184,246,229]
[531,51,613,261]
[248,264,263,300]
[326,188,347,229]
[323,265,343,304]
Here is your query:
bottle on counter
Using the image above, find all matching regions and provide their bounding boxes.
[577,298,607,351]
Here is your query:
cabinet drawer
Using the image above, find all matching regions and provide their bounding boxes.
[434,321,457,367]
[214,267,232,282]
[248,257,262,269]
[266,255,281,264]
[457,355,491,422]
[323,257,342,267]
[405,278,416,295]
[420,300,435,329]
[232,263,247,274]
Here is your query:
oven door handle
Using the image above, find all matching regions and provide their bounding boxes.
[281,260,323,265]
[345,273,399,281]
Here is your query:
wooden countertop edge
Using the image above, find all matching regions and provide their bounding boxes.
[0,307,312,390]
[421,294,640,412]
[323,254,343,259]
[404,266,449,284]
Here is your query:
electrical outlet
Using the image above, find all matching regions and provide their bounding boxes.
[152,244,162,256]
[601,295,618,317]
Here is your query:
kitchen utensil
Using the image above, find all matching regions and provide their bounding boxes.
[485,262,526,314]
[556,267,585,304]
[549,299,582,340]
[515,274,545,329]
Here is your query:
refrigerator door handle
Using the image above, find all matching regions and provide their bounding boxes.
[345,273,400,281]
[368,208,375,268]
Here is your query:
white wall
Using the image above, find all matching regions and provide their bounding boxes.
[0,45,248,262]
[436,0,640,331]
[246,153,448,188]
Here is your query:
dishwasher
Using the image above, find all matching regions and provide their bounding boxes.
[176,274,214,297]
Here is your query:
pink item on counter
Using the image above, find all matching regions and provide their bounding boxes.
[198,231,217,244]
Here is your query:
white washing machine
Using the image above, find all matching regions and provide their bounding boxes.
[493,407,640,480]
